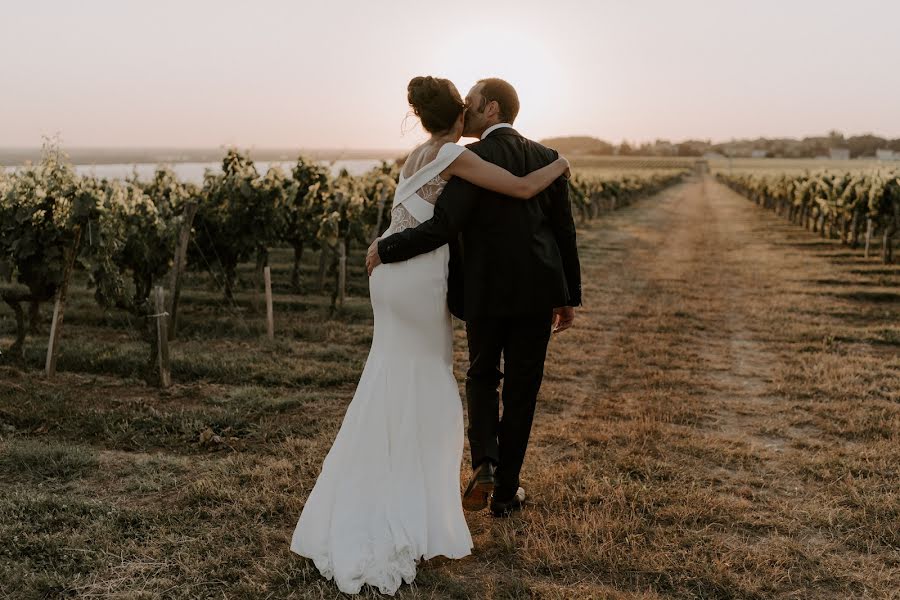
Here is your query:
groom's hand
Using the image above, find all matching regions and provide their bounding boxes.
[552,306,575,334]
[366,238,382,276]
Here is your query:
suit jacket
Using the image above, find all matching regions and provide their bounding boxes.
[377,127,582,321]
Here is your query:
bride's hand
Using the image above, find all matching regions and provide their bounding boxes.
[558,155,571,179]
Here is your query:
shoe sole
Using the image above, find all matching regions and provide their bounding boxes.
[490,503,523,518]
[490,488,525,517]
[462,480,493,512]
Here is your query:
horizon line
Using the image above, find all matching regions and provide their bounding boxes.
[4,128,900,152]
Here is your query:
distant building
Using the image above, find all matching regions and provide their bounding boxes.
[751,150,768,158]
[702,151,726,160]
[655,142,678,156]
[829,148,850,160]
[876,149,897,160]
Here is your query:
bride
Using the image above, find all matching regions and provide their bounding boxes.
[290,75,569,596]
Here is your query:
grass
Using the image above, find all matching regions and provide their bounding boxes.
[0,176,898,598]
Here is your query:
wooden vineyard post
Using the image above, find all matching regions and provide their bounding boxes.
[154,286,171,388]
[264,266,274,340]
[45,225,82,378]
[167,201,198,340]
[254,246,268,314]
[338,239,347,308]
[45,296,63,377]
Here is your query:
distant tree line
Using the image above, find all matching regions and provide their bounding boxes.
[542,131,900,159]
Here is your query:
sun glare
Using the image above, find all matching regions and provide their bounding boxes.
[428,29,569,139]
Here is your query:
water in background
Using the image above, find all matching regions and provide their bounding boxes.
[3,159,386,183]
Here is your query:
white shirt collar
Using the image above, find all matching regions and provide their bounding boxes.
[481,122,512,139]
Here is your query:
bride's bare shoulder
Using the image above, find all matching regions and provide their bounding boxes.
[401,143,441,178]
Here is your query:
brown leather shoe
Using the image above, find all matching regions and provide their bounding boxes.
[462,461,496,511]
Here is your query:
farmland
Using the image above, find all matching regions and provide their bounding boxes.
[0,152,898,598]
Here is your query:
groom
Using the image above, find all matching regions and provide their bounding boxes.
[366,78,581,517]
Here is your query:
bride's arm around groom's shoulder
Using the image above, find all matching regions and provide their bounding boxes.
[442,148,570,200]
[370,144,568,265]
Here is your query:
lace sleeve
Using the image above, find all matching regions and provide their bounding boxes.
[383,172,451,236]
[383,204,420,237]
[416,175,449,205]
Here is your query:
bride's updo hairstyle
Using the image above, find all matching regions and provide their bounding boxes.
[407,76,465,134]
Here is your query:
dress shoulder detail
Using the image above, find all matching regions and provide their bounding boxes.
[437,142,466,162]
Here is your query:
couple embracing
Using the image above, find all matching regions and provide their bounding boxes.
[290,76,582,595]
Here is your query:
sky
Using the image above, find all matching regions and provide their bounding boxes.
[2,0,899,151]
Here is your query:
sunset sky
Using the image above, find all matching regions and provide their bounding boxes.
[3,0,899,151]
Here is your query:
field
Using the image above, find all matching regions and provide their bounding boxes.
[1,172,899,598]
[567,156,698,170]
[707,157,896,174]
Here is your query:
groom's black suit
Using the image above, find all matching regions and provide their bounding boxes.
[377,126,581,500]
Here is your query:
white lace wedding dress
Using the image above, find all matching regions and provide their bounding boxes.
[290,142,473,595]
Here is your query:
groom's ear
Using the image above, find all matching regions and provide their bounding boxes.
[482,95,504,122]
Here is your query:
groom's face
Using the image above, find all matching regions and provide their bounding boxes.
[463,84,491,138]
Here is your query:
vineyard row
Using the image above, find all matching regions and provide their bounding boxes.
[0,143,687,385]
[716,170,900,263]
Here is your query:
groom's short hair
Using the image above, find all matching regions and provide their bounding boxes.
[477,78,519,124]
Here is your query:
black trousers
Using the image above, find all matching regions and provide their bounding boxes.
[464,311,554,501]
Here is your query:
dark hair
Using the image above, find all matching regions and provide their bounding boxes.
[477,78,520,124]
[407,76,465,134]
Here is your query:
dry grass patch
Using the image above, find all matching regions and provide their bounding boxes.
[1,178,898,598]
